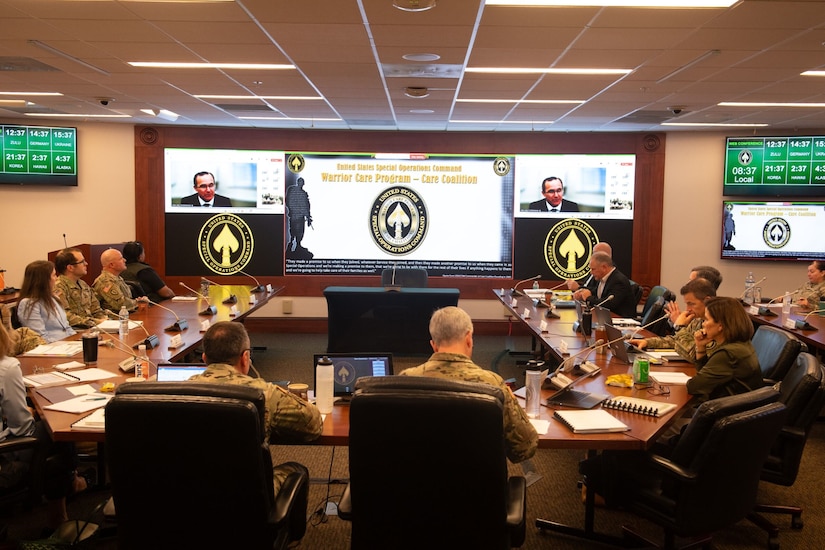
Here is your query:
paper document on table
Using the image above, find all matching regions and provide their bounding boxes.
[171,296,198,302]
[53,361,86,371]
[23,371,78,388]
[44,393,112,414]
[71,408,106,431]
[649,371,691,385]
[529,418,551,435]
[23,342,83,357]
[96,320,143,333]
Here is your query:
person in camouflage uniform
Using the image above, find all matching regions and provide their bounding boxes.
[400,306,538,463]
[188,321,322,491]
[793,260,825,311]
[93,248,147,312]
[54,248,107,328]
[629,278,716,364]
[0,304,45,356]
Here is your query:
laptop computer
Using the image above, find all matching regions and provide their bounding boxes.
[544,370,609,409]
[313,353,394,400]
[155,363,207,382]
[605,324,649,364]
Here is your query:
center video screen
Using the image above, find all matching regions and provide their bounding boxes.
[283,153,514,278]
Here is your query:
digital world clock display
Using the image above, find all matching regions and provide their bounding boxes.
[724,136,825,197]
[0,124,77,186]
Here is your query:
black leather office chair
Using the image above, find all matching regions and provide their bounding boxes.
[748,352,825,549]
[380,267,428,288]
[639,285,671,321]
[0,435,42,539]
[338,376,527,549]
[597,388,787,549]
[629,280,643,311]
[105,382,308,550]
[639,295,673,337]
[752,325,805,384]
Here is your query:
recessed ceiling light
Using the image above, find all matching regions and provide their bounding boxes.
[719,102,825,108]
[393,0,436,11]
[129,62,294,70]
[405,87,430,98]
[466,67,631,75]
[410,109,435,114]
[403,53,441,62]
[485,1,736,7]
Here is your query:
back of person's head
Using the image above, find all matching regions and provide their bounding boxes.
[690,265,722,290]
[591,251,613,267]
[122,241,144,263]
[704,296,753,343]
[55,248,80,275]
[593,242,612,256]
[202,321,250,365]
[0,322,13,359]
[429,306,473,346]
[680,278,716,301]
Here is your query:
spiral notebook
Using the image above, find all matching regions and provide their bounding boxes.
[553,409,630,434]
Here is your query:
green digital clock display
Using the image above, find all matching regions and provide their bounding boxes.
[724,136,825,197]
[0,124,78,186]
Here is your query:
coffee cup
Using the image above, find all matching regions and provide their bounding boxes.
[82,330,99,364]
[287,383,309,401]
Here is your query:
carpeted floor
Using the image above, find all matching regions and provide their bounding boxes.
[4,331,823,549]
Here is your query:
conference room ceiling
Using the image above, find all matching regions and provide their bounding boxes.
[2,0,825,132]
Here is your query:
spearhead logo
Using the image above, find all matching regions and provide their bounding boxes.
[370,186,428,255]
[198,213,254,274]
[543,219,600,280]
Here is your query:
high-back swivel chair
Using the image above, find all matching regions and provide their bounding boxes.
[752,324,804,384]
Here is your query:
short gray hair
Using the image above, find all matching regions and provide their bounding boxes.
[591,251,613,267]
[429,306,473,346]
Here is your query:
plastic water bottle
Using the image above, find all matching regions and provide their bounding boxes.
[532,280,540,290]
[744,272,755,304]
[315,356,334,414]
[118,305,129,339]
[782,291,792,315]
[135,344,149,380]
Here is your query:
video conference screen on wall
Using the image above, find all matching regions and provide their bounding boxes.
[721,201,825,262]
[163,149,637,278]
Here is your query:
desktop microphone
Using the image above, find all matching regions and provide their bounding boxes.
[147,300,189,332]
[105,310,160,349]
[237,270,266,293]
[99,331,161,373]
[625,311,672,342]
[511,275,541,296]
[202,277,238,304]
[593,294,614,308]
[384,262,401,292]
[557,339,605,374]
[757,291,795,316]
[62,233,68,248]
[179,282,217,315]
[795,309,825,330]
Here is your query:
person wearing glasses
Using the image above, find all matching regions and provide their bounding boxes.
[53,248,107,328]
[121,241,175,303]
[179,171,233,207]
[17,260,76,343]
[526,176,579,213]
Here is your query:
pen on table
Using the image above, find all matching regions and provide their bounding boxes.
[83,397,108,401]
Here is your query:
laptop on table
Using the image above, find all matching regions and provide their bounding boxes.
[155,363,207,382]
[544,370,609,409]
[313,353,394,402]
[604,324,654,364]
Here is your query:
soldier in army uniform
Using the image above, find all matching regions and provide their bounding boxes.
[188,322,322,491]
[629,278,716,364]
[93,248,148,312]
[793,260,825,311]
[400,306,538,463]
[54,248,107,328]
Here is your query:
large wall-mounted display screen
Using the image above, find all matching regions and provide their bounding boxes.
[162,148,637,279]
[724,136,825,197]
[0,124,77,186]
[721,201,825,261]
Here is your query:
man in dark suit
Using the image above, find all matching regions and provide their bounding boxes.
[179,171,233,207]
[573,251,636,318]
[527,176,579,212]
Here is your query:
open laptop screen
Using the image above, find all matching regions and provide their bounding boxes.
[155,363,207,382]
[313,353,394,397]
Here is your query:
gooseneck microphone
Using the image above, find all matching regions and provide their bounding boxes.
[757,290,795,316]
[201,277,238,304]
[179,282,217,315]
[739,276,767,300]
[512,275,541,296]
[593,294,614,308]
[625,312,673,343]
[147,299,189,332]
[105,310,160,349]
[795,308,825,330]
[63,233,68,248]
[99,331,162,372]
[557,339,605,374]
[237,270,266,293]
